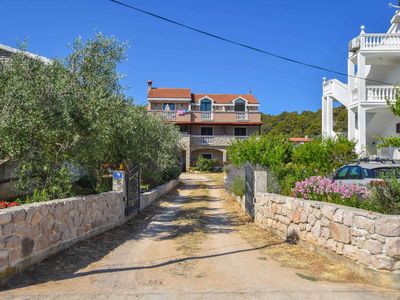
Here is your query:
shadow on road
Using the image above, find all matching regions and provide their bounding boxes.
[1,176,269,292]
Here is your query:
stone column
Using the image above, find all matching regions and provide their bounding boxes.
[254,170,268,194]
[222,149,227,163]
[185,150,191,172]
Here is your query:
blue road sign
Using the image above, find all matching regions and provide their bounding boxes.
[113,171,123,180]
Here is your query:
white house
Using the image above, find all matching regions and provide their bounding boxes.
[322,10,400,156]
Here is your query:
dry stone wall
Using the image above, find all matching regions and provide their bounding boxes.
[0,177,180,282]
[254,193,400,274]
[0,191,126,279]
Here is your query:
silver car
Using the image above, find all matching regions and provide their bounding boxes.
[332,160,400,185]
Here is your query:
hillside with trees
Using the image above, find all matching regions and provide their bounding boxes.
[261,106,347,137]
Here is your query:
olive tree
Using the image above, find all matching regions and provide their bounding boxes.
[0,34,181,200]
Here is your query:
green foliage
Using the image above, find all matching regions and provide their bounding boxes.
[232,176,245,197]
[227,135,293,170]
[261,106,347,137]
[377,136,400,148]
[25,188,49,203]
[227,136,357,195]
[194,157,218,172]
[292,137,357,176]
[0,34,181,200]
[370,175,400,215]
[387,88,400,117]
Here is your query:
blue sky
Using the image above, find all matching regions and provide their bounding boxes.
[1,0,396,114]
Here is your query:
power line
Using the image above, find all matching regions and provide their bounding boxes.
[110,0,394,86]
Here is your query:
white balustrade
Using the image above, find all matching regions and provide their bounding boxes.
[201,112,213,120]
[361,34,400,50]
[200,136,214,145]
[162,111,176,120]
[366,86,396,102]
[236,112,248,121]
[351,88,358,103]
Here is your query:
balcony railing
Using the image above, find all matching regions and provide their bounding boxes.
[191,135,249,147]
[236,112,248,121]
[201,112,213,120]
[151,110,261,123]
[350,34,400,52]
[162,111,176,120]
[351,88,358,103]
[200,136,214,145]
[366,86,396,102]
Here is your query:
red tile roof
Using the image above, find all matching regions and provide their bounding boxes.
[147,83,260,104]
[148,88,191,99]
[289,137,313,143]
[193,94,259,104]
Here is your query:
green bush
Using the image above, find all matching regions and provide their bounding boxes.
[227,136,357,196]
[369,175,400,214]
[292,137,356,176]
[232,176,245,197]
[194,157,218,172]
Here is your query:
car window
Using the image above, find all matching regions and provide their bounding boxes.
[348,166,362,179]
[372,167,400,179]
[362,168,374,178]
[335,167,350,180]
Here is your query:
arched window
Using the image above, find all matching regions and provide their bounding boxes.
[234,99,246,112]
[200,99,212,111]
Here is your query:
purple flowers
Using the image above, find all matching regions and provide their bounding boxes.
[293,176,370,202]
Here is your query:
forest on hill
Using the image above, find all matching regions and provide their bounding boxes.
[261,106,347,137]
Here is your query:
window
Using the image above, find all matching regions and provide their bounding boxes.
[200,127,213,136]
[234,99,246,112]
[162,103,175,111]
[335,166,350,180]
[200,99,212,111]
[348,166,362,179]
[179,125,189,133]
[201,153,213,159]
[234,127,247,136]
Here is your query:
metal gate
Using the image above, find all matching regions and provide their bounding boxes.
[244,163,255,219]
[125,163,140,216]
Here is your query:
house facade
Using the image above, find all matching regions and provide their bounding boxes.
[322,10,400,155]
[147,81,262,170]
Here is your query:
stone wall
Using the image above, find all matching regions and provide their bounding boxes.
[0,177,180,282]
[253,192,400,288]
[0,191,126,281]
[140,178,180,211]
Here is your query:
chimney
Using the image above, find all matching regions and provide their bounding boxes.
[147,80,153,92]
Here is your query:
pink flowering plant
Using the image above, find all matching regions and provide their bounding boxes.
[293,176,372,209]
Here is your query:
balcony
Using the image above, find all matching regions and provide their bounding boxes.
[192,112,260,123]
[151,110,261,124]
[191,135,249,147]
[151,111,191,123]
[349,34,400,52]
[366,86,396,102]
[201,112,213,121]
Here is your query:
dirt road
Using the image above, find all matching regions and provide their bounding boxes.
[0,173,399,299]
